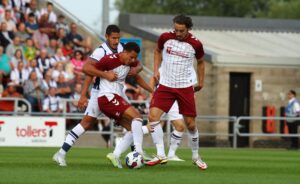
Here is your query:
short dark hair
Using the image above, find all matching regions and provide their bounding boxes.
[123,42,140,54]
[290,90,296,96]
[173,14,193,29]
[106,25,120,35]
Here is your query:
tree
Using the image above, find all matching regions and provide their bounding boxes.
[116,0,300,19]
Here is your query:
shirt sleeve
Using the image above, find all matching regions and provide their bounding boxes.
[195,42,205,59]
[157,33,168,50]
[95,57,108,70]
[89,48,105,61]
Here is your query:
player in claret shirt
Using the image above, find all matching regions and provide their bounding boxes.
[145,14,207,170]
[84,42,153,168]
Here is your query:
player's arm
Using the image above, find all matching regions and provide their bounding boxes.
[153,47,162,82]
[82,59,118,81]
[128,61,143,76]
[134,74,153,94]
[149,76,157,91]
[194,57,205,92]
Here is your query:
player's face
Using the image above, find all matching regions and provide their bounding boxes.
[123,51,138,65]
[174,23,189,41]
[106,32,120,50]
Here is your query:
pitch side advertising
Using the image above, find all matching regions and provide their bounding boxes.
[0,117,65,147]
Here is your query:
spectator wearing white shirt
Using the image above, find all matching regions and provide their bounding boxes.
[43,87,63,113]
[40,2,57,23]
[10,61,29,85]
[28,59,43,79]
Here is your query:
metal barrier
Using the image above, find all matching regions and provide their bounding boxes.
[0,97,32,114]
[2,98,299,149]
[234,116,300,149]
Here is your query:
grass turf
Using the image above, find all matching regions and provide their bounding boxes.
[0,147,299,184]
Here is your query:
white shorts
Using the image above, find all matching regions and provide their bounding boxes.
[165,101,183,121]
[84,89,102,118]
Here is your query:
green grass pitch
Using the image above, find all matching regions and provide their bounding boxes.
[0,147,299,184]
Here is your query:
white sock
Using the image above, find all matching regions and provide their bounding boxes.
[113,131,133,158]
[131,118,144,154]
[59,124,85,155]
[150,121,166,157]
[188,129,199,160]
[142,125,149,134]
[167,130,183,158]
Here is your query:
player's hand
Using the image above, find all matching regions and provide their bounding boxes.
[78,96,88,111]
[127,67,137,76]
[153,71,160,83]
[193,84,203,92]
[104,71,118,81]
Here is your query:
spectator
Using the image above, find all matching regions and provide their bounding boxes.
[38,13,56,39]
[61,40,73,58]
[6,35,23,58]
[23,70,46,112]
[0,0,13,20]
[69,82,81,113]
[28,58,43,79]
[24,0,40,21]
[70,50,85,77]
[32,27,49,49]
[66,22,84,50]
[56,73,71,99]
[55,14,68,34]
[2,9,17,32]
[11,0,27,24]
[42,87,63,113]
[10,48,27,69]
[0,82,23,111]
[46,38,57,57]
[40,2,57,23]
[25,12,38,34]
[2,82,22,98]
[55,27,67,48]
[42,70,57,93]
[10,61,29,86]
[36,48,50,74]
[23,37,36,61]
[15,22,30,44]
[0,45,11,91]
[285,90,300,150]
[51,62,68,81]
[0,22,14,50]
[49,47,67,68]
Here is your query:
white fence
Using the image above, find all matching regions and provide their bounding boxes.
[1,97,299,148]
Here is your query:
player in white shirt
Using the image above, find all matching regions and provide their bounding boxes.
[53,25,142,167]
[145,15,207,170]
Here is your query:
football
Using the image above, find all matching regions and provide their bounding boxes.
[125,151,144,169]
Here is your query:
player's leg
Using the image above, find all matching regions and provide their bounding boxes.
[121,106,144,155]
[166,101,185,161]
[107,119,132,168]
[53,92,99,166]
[146,85,176,166]
[177,86,207,170]
[168,119,185,161]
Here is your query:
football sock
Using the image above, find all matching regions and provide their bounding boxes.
[131,118,144,154]
[188,128,199,160]
[59,123,85,155]
[167,129,183,158]
[150,121,166,157]
[113,131,133,158]
[142,125,149,134]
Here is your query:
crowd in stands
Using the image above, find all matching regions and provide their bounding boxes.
[0,0,89,113]
[0,0,149,125]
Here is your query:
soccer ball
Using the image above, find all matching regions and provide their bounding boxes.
[125,151,144,169]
